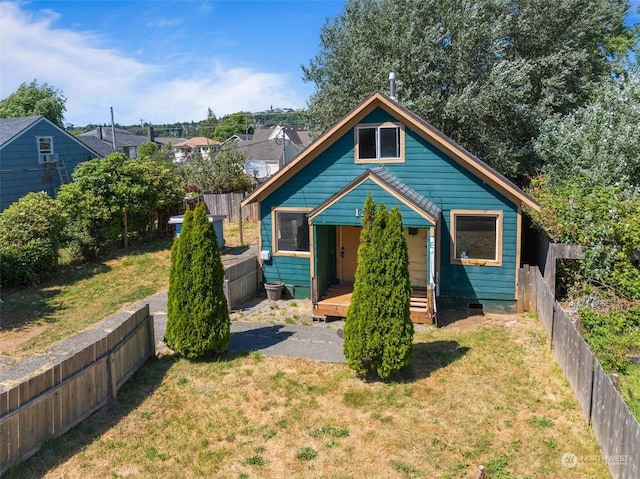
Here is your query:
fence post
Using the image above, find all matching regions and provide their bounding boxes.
[224,278,231,312]
[107,353,117,399]
[147,313,156,358]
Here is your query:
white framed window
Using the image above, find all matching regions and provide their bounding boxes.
[36,136,55,163]
[355,123,404,163]
[450,210,503,266]
[272,208,311,256]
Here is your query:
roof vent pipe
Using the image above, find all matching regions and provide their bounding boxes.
[389,72,397,102]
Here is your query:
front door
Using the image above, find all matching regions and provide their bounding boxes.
[338,226,360,284]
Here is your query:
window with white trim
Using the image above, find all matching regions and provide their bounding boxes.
[274,210,310,254]
[451,211,502,266]
[355,123,403,162]
[37,137,54,163]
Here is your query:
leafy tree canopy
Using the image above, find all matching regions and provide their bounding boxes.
[303,0,637,181]
[182,146,252,193]
[0,79,67,128]
[535,70,640,190]
[58,153,184,258]
[213,112,254,142]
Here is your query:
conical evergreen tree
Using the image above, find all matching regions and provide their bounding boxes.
[165,203,230,358]
[344,199,414,379]
[344,194,376,375]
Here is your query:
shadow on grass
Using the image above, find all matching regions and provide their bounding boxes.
[0,237,173,332]
[389,340,470,383]
[3,349,251,477]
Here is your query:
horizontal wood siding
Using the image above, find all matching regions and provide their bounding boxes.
[312,178,434,227]
[260,108,518,304]
[1,120,99,211]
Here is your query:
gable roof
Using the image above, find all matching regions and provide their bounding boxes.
[173,137,221,148]
[0,115,103,157]
[0,115,43,146]
[78,127,150,148]
[242,91,540,212]
[309,166,441,226]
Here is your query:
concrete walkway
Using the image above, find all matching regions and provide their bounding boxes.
[144,291,346,363]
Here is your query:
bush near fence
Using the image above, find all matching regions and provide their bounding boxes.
[519,264,640,479]
[0,305,154,474]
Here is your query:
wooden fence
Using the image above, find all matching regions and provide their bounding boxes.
[224,255,260,311]
[519,265,640,479]
[0,305,154,474]
[203,192,259,223]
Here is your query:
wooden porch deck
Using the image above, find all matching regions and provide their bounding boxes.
[313,284,435,324]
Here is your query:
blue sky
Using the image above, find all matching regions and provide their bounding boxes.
[1,0,639,127]
[0,0,346,126]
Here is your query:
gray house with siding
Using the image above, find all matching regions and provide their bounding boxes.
[242,92,540,322]
[0,116,102,212]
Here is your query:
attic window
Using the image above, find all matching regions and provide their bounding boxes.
[36,136,54,163]
[355,123,404,163]
[451,210,503,266]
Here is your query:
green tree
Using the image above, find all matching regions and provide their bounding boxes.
[0,192,66,286]
[165,203,230,358]
[303,0,637,181]
[344,197,414,379]
[182,146,252,193]
[201,108,219,139]
[535,70,640,190]
[0,80,67,128]
[57,153,184,258]
[213,112,254,141]
[137,141,175,163]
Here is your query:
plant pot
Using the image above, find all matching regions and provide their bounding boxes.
[265,281,284,301]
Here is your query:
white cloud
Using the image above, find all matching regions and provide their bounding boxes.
[0,2,307,126]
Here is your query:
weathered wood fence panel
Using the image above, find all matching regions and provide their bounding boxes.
[224,255,259,311]
[203,192,259,223]
[551,305,594,421]
[0,306,153,475]
[536,268,555,340]
[518,264,640,479]
[592,361,640,479]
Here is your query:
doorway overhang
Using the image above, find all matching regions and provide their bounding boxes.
[308,167,441,227]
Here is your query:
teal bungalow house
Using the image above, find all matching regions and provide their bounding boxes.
[242,92,540,323]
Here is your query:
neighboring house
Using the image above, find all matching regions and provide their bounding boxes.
[0,115,102,212]
[235,125,311,177]
[172,137,222,163]
[242,92,540,323]
[78,126,153,159]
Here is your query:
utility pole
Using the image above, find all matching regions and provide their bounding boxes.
[110,107,117,149]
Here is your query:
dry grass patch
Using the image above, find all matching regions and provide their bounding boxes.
[0,221,258,360]
[5,315,609,479]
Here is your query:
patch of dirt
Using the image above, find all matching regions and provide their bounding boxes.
[437,309,527,332]
[231,298,317,325]
[0,323,48,362]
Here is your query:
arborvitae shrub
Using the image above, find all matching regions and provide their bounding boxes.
[165,203,230,358]
[344,197,414,379]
